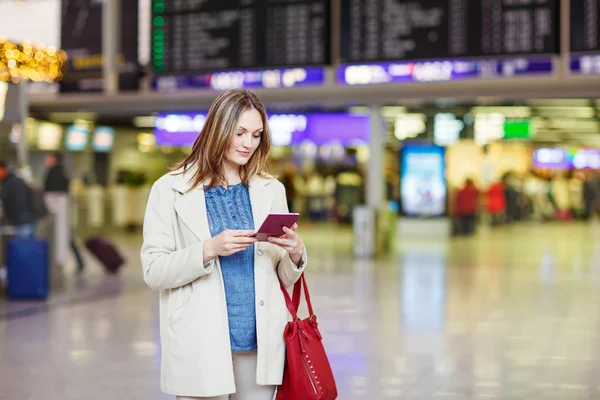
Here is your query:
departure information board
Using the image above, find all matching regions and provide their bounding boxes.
[152,0,330,73]
[570,0,600,53]
[340,0,559,63]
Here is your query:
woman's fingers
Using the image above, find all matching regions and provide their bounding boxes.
[268,236,294,249]
[233,236,257,245]
[282,226,296,237]
[224,245,253,255]
[230,229,256,237]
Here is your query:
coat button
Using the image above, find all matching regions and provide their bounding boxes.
[257,249,264,256]
[259,300,265,306]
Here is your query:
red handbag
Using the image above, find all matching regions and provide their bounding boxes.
[276,274,338,400]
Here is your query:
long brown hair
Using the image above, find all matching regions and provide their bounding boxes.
[173,89,272,190]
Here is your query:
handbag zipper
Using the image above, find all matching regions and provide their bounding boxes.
[301,355,318,395]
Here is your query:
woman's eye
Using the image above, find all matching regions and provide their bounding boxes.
[253,135,260,139]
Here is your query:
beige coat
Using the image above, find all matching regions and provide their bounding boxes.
[140,168,306,397]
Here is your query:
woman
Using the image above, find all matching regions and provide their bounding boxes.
[141,89,307,400]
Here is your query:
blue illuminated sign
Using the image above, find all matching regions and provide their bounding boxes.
[154,113,370,147]
[400,144,447,217]
[92,126,115,152]
[152,67,325,92]
[65,125,89,151]
[337,57,555,86]
[570,54,600,75]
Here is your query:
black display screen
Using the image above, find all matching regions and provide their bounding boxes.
[340,0,559,63]
[152,0,330,73]
[570,0,600,53]
[60,0,139,92]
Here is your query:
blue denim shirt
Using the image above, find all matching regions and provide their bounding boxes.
[205,183,257,352]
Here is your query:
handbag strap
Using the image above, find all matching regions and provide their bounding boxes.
[279,273,315,320]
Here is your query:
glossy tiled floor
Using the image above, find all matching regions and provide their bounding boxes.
[2,221,600,400]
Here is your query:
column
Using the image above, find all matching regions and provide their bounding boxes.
[15,81,29,168]
[354,106,387,259]
[366,106,385,208]
[103,0,120,94]
[560,0,570,74]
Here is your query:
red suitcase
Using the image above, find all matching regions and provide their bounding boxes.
[85,236,125,273]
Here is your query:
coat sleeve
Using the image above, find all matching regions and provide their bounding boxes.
[272,180,307,288]
[140,179,214,291]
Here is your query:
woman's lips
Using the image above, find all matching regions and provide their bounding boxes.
[238,151,250,157]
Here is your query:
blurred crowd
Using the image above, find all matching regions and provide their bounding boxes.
[279,163,365,224]
[0,154,84,279]
[452,170,600,235]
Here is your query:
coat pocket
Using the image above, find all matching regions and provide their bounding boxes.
[168,282,194,326]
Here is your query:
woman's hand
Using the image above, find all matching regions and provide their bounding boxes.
[268,223,304,265]
[204,230,257,262]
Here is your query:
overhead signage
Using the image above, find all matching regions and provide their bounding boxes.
[533,148,600,170]
[36,122,64,151]
[434,113,463,146]
[336,57,555,85]
[152,67,326,92]
[394,114,427,140]
[65,124,89,151]
[503,120,532,140]
[570,54,600,75]
[340,0,559,64]
[570,0,600,53]
[152,0,331,74]
[474,113,505,145]
[60,0,139,92]
[92,126,115,152]
[154,113,370,147]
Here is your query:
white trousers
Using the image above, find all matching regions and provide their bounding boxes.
[176,350,275,400]
[44,193,70,266]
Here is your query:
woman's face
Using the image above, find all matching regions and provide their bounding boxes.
[224,108,263,168]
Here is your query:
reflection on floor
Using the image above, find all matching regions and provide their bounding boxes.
[2,221,600,399]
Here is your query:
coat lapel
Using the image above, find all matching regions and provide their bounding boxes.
[172,170,273,240]
[172,169,212,241]
[249,176,273,230]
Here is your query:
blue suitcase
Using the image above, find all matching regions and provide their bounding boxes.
[6,238,49,300]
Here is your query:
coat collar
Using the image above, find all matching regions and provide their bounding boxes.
[171,166,273,241]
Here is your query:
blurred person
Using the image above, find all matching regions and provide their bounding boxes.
[43,152,84,272]
[279,162,297,212]
[551,172,572,220]
[44,152,70,193]
[502,172,523,223]
[334,168,363,224]
[568,170,585,219]
[595,171,600,217]
[523,170,547,220]
[455,178,479,235]
[583,170,600,220]
[141,89,307,400]
[0,160,36,238]
[486,179,506,226]
[323,173,337,220]
[305,170,326,221]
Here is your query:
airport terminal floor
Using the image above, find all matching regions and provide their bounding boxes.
[2,221,600,400]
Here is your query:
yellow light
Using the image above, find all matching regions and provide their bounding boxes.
[0,38,67,83]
